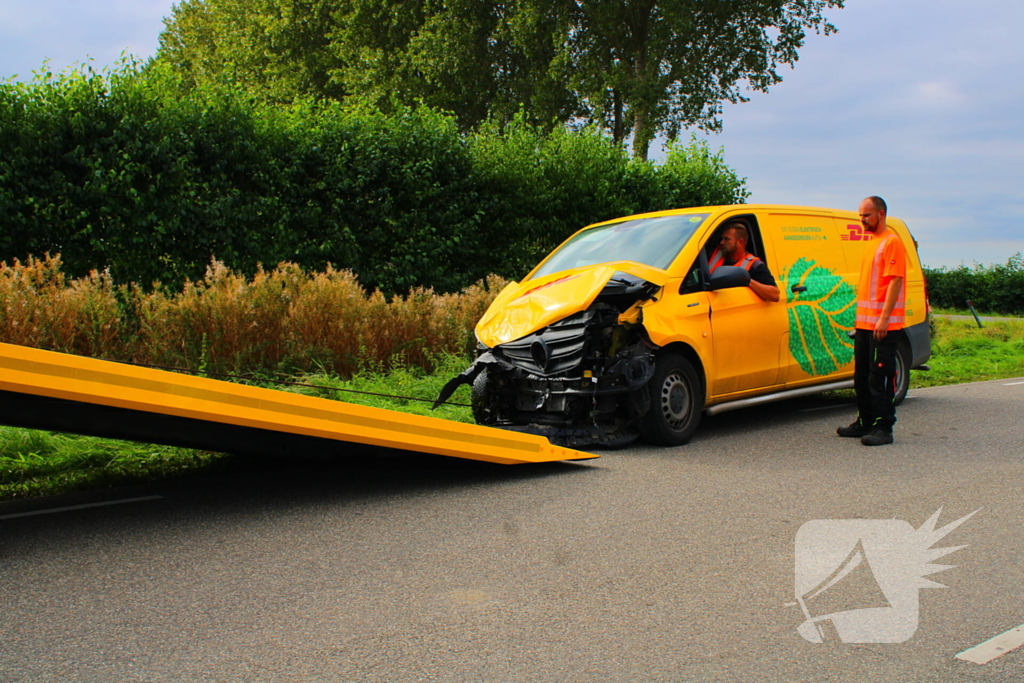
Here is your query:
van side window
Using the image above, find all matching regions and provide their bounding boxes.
[679,260,704,294]
[705,215,771,270]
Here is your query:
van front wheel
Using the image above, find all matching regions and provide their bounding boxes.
[471,368,500,425]
[638,353,703,446]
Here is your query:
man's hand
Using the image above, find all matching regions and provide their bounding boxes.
[874,316,890,340]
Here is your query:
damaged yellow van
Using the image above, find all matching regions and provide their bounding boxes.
[434,205,931,447]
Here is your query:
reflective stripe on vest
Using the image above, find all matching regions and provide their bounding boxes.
[709,249,759,273]
[855,234,906,328]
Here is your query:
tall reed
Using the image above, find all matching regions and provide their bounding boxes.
[0,255,127,358]
[0,255,504,377]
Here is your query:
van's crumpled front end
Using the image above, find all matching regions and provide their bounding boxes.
[433,263,664,448]
[434,211,708,448]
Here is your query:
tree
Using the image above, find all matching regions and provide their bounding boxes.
[155,0,844,158]
[156,0,578,131]
[395,0,579,131]
[156,0,347,103]
[558,0,845,159]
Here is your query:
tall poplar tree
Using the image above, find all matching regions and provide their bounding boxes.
[155,0,843,157]
[556,0,844,159]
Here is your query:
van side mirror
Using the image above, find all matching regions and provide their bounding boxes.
[708,265,751,291]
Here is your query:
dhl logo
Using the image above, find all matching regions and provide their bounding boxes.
[841,224,867,241]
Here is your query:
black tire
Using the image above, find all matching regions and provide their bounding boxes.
[638,353,703,446]
[471,367,500,425]
[893,343,911,406]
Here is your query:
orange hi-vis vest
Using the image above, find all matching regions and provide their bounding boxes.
[855,231,907,331]
[709,248,760,274]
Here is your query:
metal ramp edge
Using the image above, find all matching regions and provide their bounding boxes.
[0,342,597,465]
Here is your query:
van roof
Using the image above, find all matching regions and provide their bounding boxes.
[588,204,866,228]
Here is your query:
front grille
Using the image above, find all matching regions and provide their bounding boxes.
[498,311,593,376]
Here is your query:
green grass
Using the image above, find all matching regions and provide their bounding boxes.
[2,321,1022,502]
[931,307,1021,319]
[914,317,1024,387]
[0,430,229,501]
[286,353,475,423]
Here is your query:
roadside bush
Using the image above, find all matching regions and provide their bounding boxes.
[0,255,127,358]
[0,63,748,295]
[469,123,749,277]
[924,253,1024,315]
[0,254,502,377]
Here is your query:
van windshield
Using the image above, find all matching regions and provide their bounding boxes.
[531,214,708,279]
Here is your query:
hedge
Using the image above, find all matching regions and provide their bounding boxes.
[924,253,1024,315]
[0,65,748,294]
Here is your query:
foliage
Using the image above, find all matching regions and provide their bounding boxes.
[555,0,845,158]
[288,352,475,423]
[0,63,748,293]
[0,255,502,378]
[154,0,845,158]
[0,254,128,358]
[0,426,228,501]
[470,124,749,276]
[924,253,1024,315]
[156,0,346,103]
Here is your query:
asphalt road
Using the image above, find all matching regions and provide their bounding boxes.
[1,377,1023,683]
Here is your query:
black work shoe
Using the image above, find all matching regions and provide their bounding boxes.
[861,428,894,446]
[837,421,870,438]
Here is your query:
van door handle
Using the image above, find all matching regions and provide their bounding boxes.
[791,285,807,293]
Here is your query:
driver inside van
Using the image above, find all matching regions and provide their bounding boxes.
[708,222,780,302]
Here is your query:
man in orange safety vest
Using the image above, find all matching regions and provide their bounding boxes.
[708,222,780,302]
[837,196,907,446]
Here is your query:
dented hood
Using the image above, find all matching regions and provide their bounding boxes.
[476,262,668,348]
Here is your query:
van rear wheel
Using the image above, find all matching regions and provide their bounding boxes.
[893,343,911,406]
[638,353,703,446]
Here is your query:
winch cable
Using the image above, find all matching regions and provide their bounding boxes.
[95,357,474,408]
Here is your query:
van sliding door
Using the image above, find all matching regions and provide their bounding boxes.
[762,211,857,386]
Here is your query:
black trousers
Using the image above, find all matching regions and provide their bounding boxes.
[853,328,905,431]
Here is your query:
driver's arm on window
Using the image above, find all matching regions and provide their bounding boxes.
[749,278,780,302]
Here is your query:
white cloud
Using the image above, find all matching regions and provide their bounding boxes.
[909,80,966,108]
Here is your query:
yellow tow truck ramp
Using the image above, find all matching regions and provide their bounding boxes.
[0,342,596,465]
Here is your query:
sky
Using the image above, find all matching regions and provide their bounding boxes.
[1,0,1022,269]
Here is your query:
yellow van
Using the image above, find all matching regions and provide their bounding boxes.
[434,204,931,447]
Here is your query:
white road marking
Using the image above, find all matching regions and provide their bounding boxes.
[955,623,1024,665]
[1002,381,1024,386]
[0,495,163,520]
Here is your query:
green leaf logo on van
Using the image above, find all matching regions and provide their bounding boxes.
[781,258,856,376]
